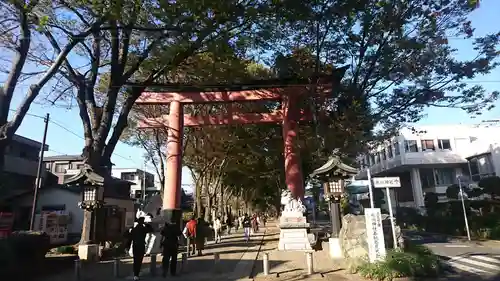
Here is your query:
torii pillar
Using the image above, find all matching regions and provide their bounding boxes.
[163,100,184,225]
[282,95,305,199]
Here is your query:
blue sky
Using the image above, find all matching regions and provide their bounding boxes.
[5,0,500,192]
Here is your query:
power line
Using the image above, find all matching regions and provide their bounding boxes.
[10,109,143,167]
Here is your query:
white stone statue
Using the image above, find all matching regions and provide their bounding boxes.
[280,190,307,215]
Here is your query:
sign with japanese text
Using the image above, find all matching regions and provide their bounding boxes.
[365,208,386,262]
[372,177,401,188]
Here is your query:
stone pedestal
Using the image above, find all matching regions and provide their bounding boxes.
[278,215,312,251]
[78,244,99,261]
[328,238,342,258]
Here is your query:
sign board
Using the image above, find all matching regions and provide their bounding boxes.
[372,177,401,188]
[365,208,387,262]
[346,180,370,186]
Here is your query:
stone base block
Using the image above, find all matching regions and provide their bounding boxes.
[278,228,312,251]
[78,244,99,261]
[328,238,342,259]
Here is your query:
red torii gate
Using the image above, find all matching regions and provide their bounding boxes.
[136,80,334,223]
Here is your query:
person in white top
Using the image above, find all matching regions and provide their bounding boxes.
[238,216,244,231]
[213,217,222,243]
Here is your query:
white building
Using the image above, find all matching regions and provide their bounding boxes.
[111,168,158,199]
[357,122,500,209]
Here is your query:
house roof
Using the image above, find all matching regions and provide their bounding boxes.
[43,155,83,162]
[12,134,48,151]
[310,156,358,179]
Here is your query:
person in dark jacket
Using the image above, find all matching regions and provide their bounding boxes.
[160,222,181,277]
[195,217,207,256]
[242,214,252,242]
[126,217,153,280]
[226,214,233,235]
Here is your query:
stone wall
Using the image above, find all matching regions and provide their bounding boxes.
[338,214,403,261]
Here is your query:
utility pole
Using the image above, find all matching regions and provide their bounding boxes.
[30,113,49,230]
[142,160,146,203]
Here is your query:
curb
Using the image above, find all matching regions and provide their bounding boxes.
[403,230,500,244]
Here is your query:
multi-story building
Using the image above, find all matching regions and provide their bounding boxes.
[111,168,157,199]
[43,155,86,184]
[1,134,49,193]
[357,122,500,209]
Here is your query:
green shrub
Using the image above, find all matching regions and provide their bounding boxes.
[55,245,76,255]
[0,231,51,275]
[355,245,440,281]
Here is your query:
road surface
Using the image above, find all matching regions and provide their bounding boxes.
[404,230,500,280]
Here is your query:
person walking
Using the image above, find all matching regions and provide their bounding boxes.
[213,217,222,243]
[126,217,153,280]
[238,215,244,232]
[183,216,197,256]
[195,217,207,256]
[234,216,240,232]
[160,222,181,277]
[251,214,258,234]
[226,215,233,235]
[242,214,252,242]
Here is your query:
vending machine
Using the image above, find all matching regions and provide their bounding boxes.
[34,211,70,244]
[0,212,14,238]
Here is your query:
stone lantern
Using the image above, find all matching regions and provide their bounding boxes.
[64,164,131,261]
[310,156,358,258]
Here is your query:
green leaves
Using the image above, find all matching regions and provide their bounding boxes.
[261,0,500,143]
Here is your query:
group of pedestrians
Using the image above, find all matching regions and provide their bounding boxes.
[213,215,235,243]
[125,213,268,279]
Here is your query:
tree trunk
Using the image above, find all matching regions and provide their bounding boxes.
[0,141,7,181]
[205,196,212,222]
[195,182,202,218]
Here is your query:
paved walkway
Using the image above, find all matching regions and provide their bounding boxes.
[37,227,268,281]
[251,225,355,281]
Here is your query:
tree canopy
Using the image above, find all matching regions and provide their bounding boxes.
[1,0,499,214]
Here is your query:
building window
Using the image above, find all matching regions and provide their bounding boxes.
[434,168,455,186]
[41,205,66,211]
[405,140,418,152]
[381,149,386,160]
[121,172,136,181]
[421,139,435,151]
[45,163,52,170]
[438,139,451,150]
[420,168,456,189]
[420,168,435,189]
[394,141,400,155]
[469,153,496,181]
[387,145,394,158]
[134,190,143,199]
[54,163,68,173]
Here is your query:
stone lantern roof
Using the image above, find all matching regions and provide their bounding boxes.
[310,156,358,180]
[64,165,131,186]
